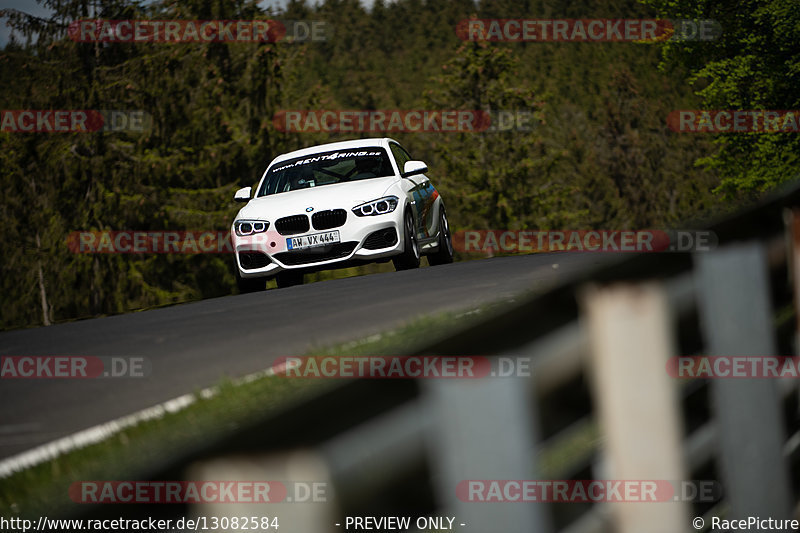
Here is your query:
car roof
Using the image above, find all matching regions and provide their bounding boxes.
[269,137,400,165]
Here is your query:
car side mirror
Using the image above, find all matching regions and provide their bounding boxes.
[402,160,428,178]
[234,186,252,203]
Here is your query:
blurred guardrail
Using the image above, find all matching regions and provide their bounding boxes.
[79,183,800,532]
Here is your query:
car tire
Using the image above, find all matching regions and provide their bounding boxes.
[276,270,304,288]
[236,270,265,293]
[393,210,421,271]
[428,206,454,266]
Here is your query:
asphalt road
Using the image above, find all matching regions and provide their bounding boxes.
[0,253,620,460]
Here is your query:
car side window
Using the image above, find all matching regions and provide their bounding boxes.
[390,143,412,175]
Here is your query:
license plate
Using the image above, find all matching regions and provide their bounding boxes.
[287,230,340,251]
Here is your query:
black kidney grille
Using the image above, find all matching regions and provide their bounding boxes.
[312,209,347,230]
[275,214,310,235]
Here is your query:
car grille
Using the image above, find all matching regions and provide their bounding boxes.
[275,215,310,235]
[312,209,347,230]
[238,251,271,270]
[274,242,358,266]
[363,228,398,250]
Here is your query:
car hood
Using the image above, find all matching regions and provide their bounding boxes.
[236,176,399,220]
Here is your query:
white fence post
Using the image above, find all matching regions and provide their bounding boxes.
[582,282,690,533]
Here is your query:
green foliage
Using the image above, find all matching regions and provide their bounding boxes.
[1,0,730,329]
[643,0,800,198]
[1,0,299,328]
[422,41,581,230]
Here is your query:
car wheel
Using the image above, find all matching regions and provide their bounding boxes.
[393,210,421,271]
[236,270,265,293]
[428,206,454,266]
[276,270,304,288]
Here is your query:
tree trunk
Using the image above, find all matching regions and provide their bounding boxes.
[36,233,51,326]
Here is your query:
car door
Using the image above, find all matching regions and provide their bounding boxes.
[390,142,437,245]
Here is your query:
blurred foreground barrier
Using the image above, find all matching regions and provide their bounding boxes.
[80,183,800,532]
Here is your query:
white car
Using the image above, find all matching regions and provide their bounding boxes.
[231,138,453,291]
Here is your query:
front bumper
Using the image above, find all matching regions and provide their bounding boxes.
[233,214,404,278]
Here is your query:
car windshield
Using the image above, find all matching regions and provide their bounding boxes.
[257,147,394,197]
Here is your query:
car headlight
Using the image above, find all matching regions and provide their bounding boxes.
[235,220,269,236]
[352,196,399,217]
